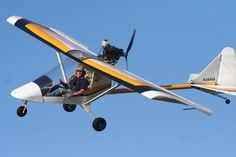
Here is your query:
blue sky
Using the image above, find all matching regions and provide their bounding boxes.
[1,0,236,156]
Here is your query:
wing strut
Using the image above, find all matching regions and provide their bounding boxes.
[80,83,120,113]
[56,51,68,82]
[84,83,121,105]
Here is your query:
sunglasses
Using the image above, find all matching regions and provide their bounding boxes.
[76,70,84,73]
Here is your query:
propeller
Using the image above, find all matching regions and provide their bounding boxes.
[124,29,136,70]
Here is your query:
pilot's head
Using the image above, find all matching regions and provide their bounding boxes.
[75,66,86,78]
[101,39,109,47]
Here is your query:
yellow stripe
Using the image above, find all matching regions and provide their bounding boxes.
[109,88,134,94]
[161,84,192,90]
[110,84,194,94]
[85,83,111,95]
[198,82,216,85]
[83,59,147,86]
[25,23,71,52]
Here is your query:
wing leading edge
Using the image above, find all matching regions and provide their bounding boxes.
[7,16,97,57]
[8,16,212,116]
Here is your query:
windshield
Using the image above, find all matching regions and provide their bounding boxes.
[33,57,79,96]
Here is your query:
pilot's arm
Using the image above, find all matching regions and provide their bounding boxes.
[65,79,89,98]
[66,89,86,98]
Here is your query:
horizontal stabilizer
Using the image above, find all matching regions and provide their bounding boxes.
[192,84,236,96]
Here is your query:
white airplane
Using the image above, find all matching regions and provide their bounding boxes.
[7,16,236,131]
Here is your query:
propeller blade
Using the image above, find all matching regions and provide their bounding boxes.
[125,29,136,57]
[125,57,128,70]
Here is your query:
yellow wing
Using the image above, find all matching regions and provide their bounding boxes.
[7,16,97,58]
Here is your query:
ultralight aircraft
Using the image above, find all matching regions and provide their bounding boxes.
[8,16,236,131]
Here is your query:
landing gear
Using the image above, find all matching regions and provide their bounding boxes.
[225,99,230,104]
[92,117,107,132]
[213,94,231,104]
[80,104,107,132]
[80,84,120,132]
[63,104,76,112]
[17,101,27,117]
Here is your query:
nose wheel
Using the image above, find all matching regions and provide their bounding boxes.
[92,117,107,132]
[17,102,27,117]
[63,104,76,112]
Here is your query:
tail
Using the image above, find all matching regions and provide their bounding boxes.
[188,47,236,87]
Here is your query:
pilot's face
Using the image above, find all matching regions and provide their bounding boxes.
[75,70,84,78]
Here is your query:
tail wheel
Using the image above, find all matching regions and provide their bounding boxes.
[63,104,76,112]
[17,106,27,117]
[225,99,231,104]
[92,117,107,132]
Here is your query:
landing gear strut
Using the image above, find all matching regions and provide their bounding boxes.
[81,104,107,132]
[92,117,107,132]
[214,94,231,104]
[17,101,27,117]
[81,84,120,132]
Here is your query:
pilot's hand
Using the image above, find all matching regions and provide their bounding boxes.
[60,79,68,88]
[65,93,73,99]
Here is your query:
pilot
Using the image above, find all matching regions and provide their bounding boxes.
[47,66,89,98]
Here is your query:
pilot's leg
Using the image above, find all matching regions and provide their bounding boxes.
[47,85,67,96]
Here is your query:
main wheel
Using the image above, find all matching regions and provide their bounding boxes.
[225,99,230,104]
[17,106,27,117]
[92,117,107,132]
[63,104,76,112]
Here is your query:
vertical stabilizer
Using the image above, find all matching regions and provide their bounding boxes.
[188,47,236,86]
[188,50,222,84]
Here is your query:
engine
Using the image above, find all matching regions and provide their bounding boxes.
[100,45,125,64]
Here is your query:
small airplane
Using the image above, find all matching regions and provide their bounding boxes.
[7,16,236,132]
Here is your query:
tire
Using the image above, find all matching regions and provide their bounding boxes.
[17,106,27,117]
[92,117,107,132]
[63,104,76,112]
[225,99,230,104]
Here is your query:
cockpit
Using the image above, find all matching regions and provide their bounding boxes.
[32,58,90,96]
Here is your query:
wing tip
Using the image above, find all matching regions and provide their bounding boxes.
[205,109,213,116]
[7,16,23,25]
[193,104,213,116]
[185,101,213,116]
